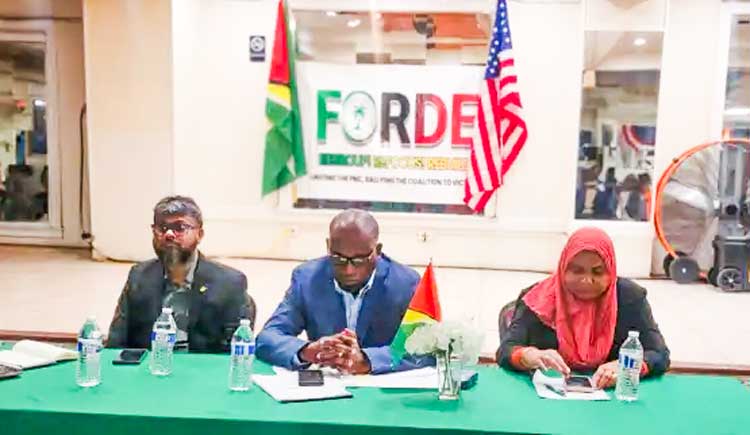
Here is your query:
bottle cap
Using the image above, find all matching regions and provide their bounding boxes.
[86,315,97,322]
[162,307,173,314]
[240,319,251,327]
[628,330,640,338]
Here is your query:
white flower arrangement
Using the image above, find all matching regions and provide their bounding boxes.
[404,320,483,364]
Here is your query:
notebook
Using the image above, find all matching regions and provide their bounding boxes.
[0,340,78,369]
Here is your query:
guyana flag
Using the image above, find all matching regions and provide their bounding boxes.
[391,262,443,361]
[262,0,306,195]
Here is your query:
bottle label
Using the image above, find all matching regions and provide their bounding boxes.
[151,331,177,344]
[78,338,102,355]
[232,342,255,356]
[619,353,640,369]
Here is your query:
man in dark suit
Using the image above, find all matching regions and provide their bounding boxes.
[256,209,423,374]
[107,196,255,353]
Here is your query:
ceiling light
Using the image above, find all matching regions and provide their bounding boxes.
[326,11,337,17]
[724,107,750,117]
[633,37,647,47]
[347,18,361,28]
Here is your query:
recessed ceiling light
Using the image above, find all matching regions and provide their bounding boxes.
[347,18,361,28]
[633,37,647,47]
[326,11,337,17]
[725,107,750,117]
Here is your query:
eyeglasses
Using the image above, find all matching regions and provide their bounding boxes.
[329,249,375,267]
[152,222,196,235]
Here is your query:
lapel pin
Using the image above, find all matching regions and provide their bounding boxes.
[199,285,208,294]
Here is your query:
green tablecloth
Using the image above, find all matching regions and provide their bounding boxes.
[1,349,748,435]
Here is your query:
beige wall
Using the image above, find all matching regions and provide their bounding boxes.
[83,0,174,260]
[84,0,732,277]
[53,20,88,246]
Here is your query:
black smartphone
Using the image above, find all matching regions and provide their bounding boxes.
[565,375,596,392]
[112,348,147,365]
[298,369,324,386]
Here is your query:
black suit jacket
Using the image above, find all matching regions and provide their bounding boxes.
[107,255,256,353]
[497,278,670,376]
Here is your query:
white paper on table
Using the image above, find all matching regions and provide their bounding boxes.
[252,374,352,403]
[532,370,610,401]
[344,367,438,389]
[272,365,440,389]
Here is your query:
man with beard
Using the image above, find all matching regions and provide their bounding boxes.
[256,209,426,374]
[107,196,255,353]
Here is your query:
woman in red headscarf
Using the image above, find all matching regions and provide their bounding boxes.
[497,227,669,388]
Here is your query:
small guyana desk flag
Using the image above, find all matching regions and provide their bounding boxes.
[262,0,307,195]
[391,262,442,361]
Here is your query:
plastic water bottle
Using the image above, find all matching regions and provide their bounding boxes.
[615,330,644,402]
[228,319,255,391]
[150,307,177,376]
[76,316,103,387]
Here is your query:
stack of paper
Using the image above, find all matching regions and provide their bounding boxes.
[272,366,441,389]
[342,367,438,389]
[252,374,352,403]
[273,365,482,390]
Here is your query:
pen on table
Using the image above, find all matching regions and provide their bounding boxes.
[546,383,567,397]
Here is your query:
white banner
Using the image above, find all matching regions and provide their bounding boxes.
[296,62,484,206]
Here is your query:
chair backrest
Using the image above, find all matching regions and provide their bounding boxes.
[497,299,517,345]
[498,286,535,345]
[246,292,257,331]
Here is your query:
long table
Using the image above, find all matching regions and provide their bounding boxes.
[1,349,748,435]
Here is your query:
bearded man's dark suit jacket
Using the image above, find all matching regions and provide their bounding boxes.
[107,255,255,353]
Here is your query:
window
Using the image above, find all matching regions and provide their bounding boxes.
[0,40,48,222]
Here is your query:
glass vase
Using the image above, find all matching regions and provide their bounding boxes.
[436,350,462,400]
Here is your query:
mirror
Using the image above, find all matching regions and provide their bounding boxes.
[722,14,750,138]
[575,31,663,221]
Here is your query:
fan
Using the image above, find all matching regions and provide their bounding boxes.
[654,139,750,290]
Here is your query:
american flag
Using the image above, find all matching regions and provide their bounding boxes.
[463,0,528,213]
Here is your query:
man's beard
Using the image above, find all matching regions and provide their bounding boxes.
[155,243,193,269]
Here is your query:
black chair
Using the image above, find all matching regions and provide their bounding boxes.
[0,188,6,220]
[245,293,257,331]
[497,299,516,347]
[220,293,258,352]
[497,287,534,347]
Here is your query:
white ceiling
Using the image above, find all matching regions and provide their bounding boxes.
[584,31,663,71]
